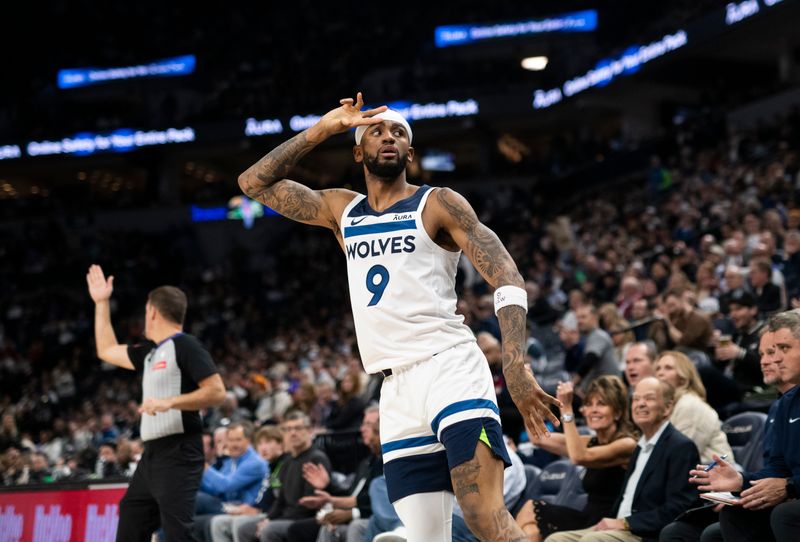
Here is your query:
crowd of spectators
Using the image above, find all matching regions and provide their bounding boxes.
[1,100,800,497]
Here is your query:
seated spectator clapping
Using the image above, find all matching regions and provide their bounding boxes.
[546,377,699,542]
[524,376,638,542]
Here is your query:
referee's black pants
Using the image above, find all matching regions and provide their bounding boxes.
[117,434,204,542]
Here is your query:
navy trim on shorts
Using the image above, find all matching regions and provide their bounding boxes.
[381,435,439,455]
[430,399,500,436]
[440,418,511,471]
[384,451,453,503]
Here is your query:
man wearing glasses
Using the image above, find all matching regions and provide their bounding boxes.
[237,412,332,542]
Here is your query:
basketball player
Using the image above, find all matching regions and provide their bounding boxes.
[238,93,560,541]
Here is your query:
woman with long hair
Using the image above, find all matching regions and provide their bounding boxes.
[325,371,365,431]
[292,382,318,417]
[654,350,733,463]
[520,375,638,541]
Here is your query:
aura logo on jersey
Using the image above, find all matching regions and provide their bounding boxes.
[346,236,416,260]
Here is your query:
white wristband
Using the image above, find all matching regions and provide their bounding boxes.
[494,285,528,315]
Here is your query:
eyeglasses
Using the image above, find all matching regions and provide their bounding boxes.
[281,425,309,433]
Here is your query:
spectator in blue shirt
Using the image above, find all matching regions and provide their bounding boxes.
[194,421,267,541]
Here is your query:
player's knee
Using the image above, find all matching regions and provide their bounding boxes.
[452,446,504,525]
[460,502,509,539]
[456,492,483,523]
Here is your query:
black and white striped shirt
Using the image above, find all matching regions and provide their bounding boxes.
[128,333,217,442]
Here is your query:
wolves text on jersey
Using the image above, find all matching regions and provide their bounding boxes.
[346,235,416,260]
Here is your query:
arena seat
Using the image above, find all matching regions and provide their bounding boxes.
[557,464,588,510]
[523,463,542,498]
[722,411,768,472]
[525,459,587,508]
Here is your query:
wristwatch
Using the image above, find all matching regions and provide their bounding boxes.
[561,413,575,423]
[622,517,630,531]
[786,478,798,499]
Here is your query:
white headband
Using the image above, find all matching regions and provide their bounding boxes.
[354,109,412,145]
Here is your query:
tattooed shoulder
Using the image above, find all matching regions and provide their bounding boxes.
[435,188,478,229]
[262,181,322,222]
[434,188,521,287]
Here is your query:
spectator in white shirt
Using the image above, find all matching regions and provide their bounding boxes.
[545,377,699,542]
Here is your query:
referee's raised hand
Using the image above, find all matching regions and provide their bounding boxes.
[86,264,114,302]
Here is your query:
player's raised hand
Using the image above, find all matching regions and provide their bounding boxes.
[86,264,114,303]
[316,92,388,137]
[510,367,562,439]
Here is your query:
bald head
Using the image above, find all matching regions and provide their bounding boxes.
[477,332,501,367]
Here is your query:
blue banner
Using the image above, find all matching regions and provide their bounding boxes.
[26,127,195,157]
[435,10,597,48]
[58,55,196,89]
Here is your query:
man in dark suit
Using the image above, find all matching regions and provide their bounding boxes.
[749,258,782,316]
[546,377,700,542]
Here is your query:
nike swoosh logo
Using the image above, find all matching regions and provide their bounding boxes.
[350,217,367,226]
[790,417,800,424]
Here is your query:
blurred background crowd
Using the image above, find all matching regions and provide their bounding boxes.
[3,101,800,485]
[3,0,800,497]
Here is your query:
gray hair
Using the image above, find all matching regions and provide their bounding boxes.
[768,311,800,340]
[283,410,311,427]
[227,420,255,441]
[624,340,657,363]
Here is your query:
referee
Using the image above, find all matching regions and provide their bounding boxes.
[87,264,226,542]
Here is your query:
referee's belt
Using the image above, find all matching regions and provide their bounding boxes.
[381,369,393,377]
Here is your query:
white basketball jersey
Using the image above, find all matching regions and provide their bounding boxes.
[342,185,475,374]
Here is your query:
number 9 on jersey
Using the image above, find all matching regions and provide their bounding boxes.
[366,264,390,306]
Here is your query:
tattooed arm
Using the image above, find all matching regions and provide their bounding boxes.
[238,93,387,239]
[431,188,561,438]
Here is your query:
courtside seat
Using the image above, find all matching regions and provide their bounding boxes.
[722,411,768,472]
[526,459,572,503]
[522,463,542,500]
[556,464,587,509]
[526,459,587,507]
